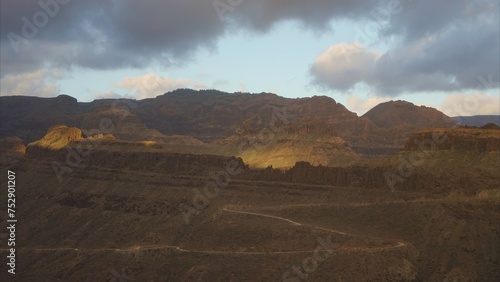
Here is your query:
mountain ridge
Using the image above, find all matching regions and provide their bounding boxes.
[0,89,458,165]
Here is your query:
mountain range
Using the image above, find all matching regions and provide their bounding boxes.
[1,89,500,281]
[1,89,495,168]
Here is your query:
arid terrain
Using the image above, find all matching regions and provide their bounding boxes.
[0,93,499,281]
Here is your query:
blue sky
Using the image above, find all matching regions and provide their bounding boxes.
[1,0,499,116]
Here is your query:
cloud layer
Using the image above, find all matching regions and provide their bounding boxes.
[94,73,205,100]
[310,0,499,95]
[0,69,66,97]
[1,0,498,98]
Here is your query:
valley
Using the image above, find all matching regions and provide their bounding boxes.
[0,92,499,281]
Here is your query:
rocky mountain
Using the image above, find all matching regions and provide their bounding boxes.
[25,125,247,175]
[362,100,456,129]
[4,100,499,282]
[0,89,457,166]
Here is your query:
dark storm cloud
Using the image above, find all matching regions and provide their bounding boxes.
[371,20,500,94]
[0,0,385,76]
[0,0,224,74]
[0,0,498,95]
[226,0,378,32]
[310,0,500,94]
[381,0,498,42]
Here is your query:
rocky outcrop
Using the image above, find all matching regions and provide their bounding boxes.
[26,125,246,174]
[403,127,500,152]
[27,125,84,150]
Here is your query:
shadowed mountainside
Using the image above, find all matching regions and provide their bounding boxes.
[2,121,499,281]
[24,125,246,175]
[1,90,458,167]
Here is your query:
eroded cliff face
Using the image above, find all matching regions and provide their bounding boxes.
[240,157,498,195]
[27,125,84,150]
[28,147,245,174]
[403,127,500,152]
[240,161,446,192]
[239,127,500,193]
[25,126,246,175]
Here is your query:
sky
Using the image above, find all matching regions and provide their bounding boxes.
[0,0,499,116]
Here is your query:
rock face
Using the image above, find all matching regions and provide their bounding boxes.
[25,125,247,175]
[27,125,84,150]
[241,161,443,192]
[28,146,246,175]
[403,127,500,152]
[241,126,500,193]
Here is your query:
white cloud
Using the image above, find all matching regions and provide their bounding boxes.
[0,69,66,97]
[346,95,392,115]
[311,13,499,96]
[92,90,132,100]
[114,73,205,99]
[437,93,500,116]
[310,42,380,91]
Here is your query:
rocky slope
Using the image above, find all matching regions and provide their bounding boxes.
[27,125,85,150]
[403,126,500,152]
[1,90,457,166]
[25,125,246,175]
[242,126,500,194]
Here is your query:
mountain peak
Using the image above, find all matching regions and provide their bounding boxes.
[362,100,455,129]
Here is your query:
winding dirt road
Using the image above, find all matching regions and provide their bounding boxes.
[0,204,409,256]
